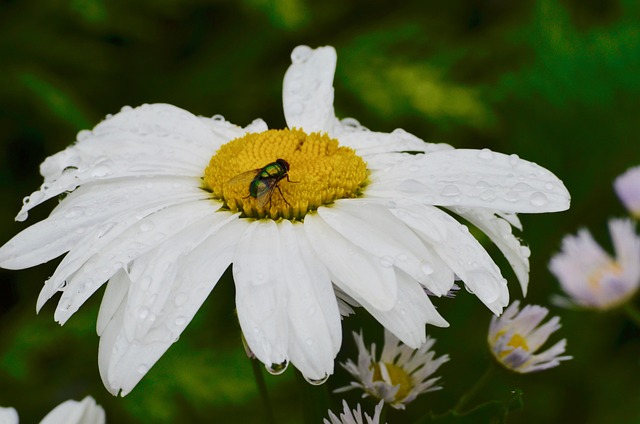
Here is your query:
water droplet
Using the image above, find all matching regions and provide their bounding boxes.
[544,182,554,191]
[305,373,329,385]
[514,182,532,191]
[91,164,111,178]
[77,130,92,141]
[441,185,460,197]
[174,293,188,306]
[505,191,519,202]
[305,338,313,346]
[138,307,150,320]
[121,105,132,113]
[480,190,496,201]
[478,148,494,160]
[212,114,225,122]
[140,221,154,232]
[420,262,434,275]
[290,45,312,64]
[137,364,149,374]
[174,316,187,326]
[139,276,152,291]
[520,245,531,258]
[530,192,548,207]
[509,154,520,166]
[379,256,394,268]
[386,200,397,209]
[266,360,289,375]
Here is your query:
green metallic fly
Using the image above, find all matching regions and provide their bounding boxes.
[227,159,295,208]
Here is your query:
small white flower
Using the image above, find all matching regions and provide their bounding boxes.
[614,165,640,218]
[0,45,569,395]
[1,396,105,424]
[337,330,449,409]
[488,301,571,373]
[549,219,640,309]
[324,400,385,424]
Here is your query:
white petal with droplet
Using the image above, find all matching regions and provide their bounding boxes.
[234,220,289,366]
[368,149,570,213]
[279,220,337,380]
[304,212,397,311]
[283,46,339,134]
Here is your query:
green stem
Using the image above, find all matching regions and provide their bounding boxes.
[251,359,277,424]
[452,362,496,414]
[295,371,331,424]
[623,302,640,328]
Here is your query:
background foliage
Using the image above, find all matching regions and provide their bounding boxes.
[1,0,639,422]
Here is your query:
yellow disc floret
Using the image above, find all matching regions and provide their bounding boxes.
[371,362,413,402]
[203,128,368,220]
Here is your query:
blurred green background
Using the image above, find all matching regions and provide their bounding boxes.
[1,0,639,422]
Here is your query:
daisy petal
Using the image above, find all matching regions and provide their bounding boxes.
[362,270,448,348]
[369,149,570,213]
[320,201,434,285]
[390,201,508,315]
[452,207,530,296]
[0,176,205,270]
[304,211,397,311]
[234,220,289,367]
[338,128,452,156]
[123,211,239,341]
[17,104,223,221]
[51,199,219,324]
[279,220,337,380]
[283,46,338,134]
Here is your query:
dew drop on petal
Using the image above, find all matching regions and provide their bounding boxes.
[509,154,520,166]
[121,105,132,113]
[91,164,112,178]
[290,45,313,64]
[530,192,548,207]
[480,190,496,201]
[266,360,289,375]
[514,182,532,191]
[138,307,150,320]
[505,191,519,202]
[174,293,188,307]
[441,184,460,197]
[305,373,329,385]
[212,114,225,122]
[137,364,149,374]
[174,316,187,326]
[544,182,554,191]
[140,221,154,232]
[478,148,494,160]
[77,130,92,141]
[379,256,394,268]
[420,262,434,275]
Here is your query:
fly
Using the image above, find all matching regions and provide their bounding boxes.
[227,159,295,208]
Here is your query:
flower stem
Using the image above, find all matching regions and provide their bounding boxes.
[295,371,331,424]
[251,359,277,424]
[623,302,640,328]
[452,362,496,414]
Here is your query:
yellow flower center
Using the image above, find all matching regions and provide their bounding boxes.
[372,362,412,402]
[203,129,368,220]
[493,331,530,359]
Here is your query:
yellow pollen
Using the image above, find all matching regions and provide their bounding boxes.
[371,362,413,402]
[203,129,368,220]
[495,331,530,359]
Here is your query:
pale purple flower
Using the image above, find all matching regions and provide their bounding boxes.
[549,219,640,309]
[488,301,571,373]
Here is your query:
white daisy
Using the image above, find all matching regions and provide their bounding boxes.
[614,165,640,218]
[1,396,105,424]
[337,330,448,409]
[488,301,571,373]
[549,219,640,309]
[0,45,570,395]
[324,400,385,424]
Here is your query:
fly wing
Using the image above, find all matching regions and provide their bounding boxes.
[254,178,279,208]
[226,169,261,198]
